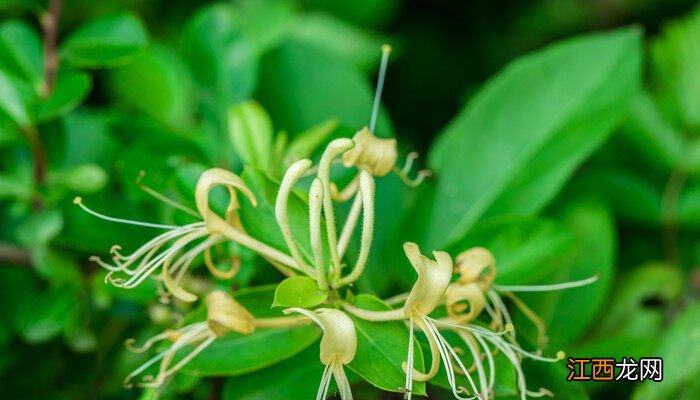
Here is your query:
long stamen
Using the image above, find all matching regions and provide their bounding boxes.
[487,290,514,340]
[336,171,375,287]
[501,291,548,346]
[73,197,180,229]
[137,171,200,218]
[309,178,327,289]
[332,361,353,400]
[492,275,599,292]
[459,332,488,399]
[404,318,415,400]
[317,363,333,400]
[432,317,513,338]
[369,44,391,133]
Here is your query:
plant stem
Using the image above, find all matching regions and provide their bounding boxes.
[41,0,63,97]
[0,243,32,267]
[661,168,687,265]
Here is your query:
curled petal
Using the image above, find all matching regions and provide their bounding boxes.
[342,128,397,176]
[445,283,487,324]
[285,308,357,365]
[195,168,257,231]
[402,242,453,317]
[455,247,496,288]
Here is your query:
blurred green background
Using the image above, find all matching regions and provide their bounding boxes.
[1,0,699,399]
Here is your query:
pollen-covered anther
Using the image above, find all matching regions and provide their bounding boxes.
[206,290,255,336]
[342,127,398,177]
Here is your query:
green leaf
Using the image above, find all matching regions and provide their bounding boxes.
[620,90,683,171]
[16,209,64,247]
[108,45,193,128]
[347,294,426,395]
[289,12,385,72]
[516,199,615,349]
[229,101,273,170]
[446,215,573,286]
[181,286,320,376]
[35,68,91,121]
[31,246,82,285]
[257,39,393,135]
[61,13,148,68]
[222,344,324,400]
[273,276,327,308]
[651,6,700,130]
[633,303,700,400]
[182,3,257,105]
[51,163,108,193]
[0,20,43,93]
[424,28,641,250]
[14,285,79,344]
[0,68,32,127]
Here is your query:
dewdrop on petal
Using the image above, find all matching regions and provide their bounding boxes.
[284,308,357,400]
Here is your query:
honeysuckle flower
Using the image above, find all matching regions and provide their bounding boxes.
[274,142,376,290]
[124,290,303,388]
[76,168,309,302]
[284,308,357,400]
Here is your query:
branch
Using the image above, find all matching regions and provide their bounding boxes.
[0,243,32,268]
[41,0,63,96]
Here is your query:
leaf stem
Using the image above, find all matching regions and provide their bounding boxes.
[41,0,63,97]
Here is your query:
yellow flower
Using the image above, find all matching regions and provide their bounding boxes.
[284,308,357,400]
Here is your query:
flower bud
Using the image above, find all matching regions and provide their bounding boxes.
[455,247,496,288]
[206,291,255,336]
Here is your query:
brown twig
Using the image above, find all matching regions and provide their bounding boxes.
[41,0,63,96]
[0,243,32,267]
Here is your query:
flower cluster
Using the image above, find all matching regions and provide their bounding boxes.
[76,45,597,399]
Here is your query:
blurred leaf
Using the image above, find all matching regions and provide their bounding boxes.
[234,0,295,54]
[222,345,324,400]
[620,90,683,171]
[446,215,573,286]
[35,68,91,121]
[651,6,700,130]
[109,44,193,128]
[61,13,148,68]
[51,163,108,193]
[60,108,117,167]
[273,276,327,308]
[16,208,64,247]
[0,68,33,127]
[347,294,426,395]
[14,285,78,344]
[633,303,700,400]
[282,118,338,170]
[229,101,273,170]
[517,199,615,349]
[289,12,385,72]
[0,173,32,200]
[31,246,82,285]
[425,28,641,250]
[678,184,700,227]
[257,40,393,136]
[0,20,43,93]
[300,0,399,28]
[0,0,43,12]
[182,3,257,105]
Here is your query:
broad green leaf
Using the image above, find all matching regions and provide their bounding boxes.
[0,68,32,127]
[16,208,64,247]
[0,0,43,12]
[14,285,79,344]
[182,3,257,105]
[222,344,324,400]
[273,276,327,308]
[282,118,338,170]
[61,13,148,68]
[182,286,320,376]
[35,68,91,121]
[446,215,573,286]
[651,6,700,130]
[620,90,683,171]
[257,39,394,136]
[234,0,295,54]
[31,246,81,285]
[633,303,700,400]
[425,28,641,250]
[229,101,273,170]
[516,199,615,349]
[289,12,385,72]
[108,45,193,128]
[0,20,43,93]
[347,294,426,395]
